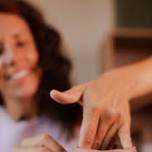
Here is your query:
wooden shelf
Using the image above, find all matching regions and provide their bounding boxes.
[103,29,152,71]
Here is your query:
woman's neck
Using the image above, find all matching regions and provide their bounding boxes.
[3,96,38,121]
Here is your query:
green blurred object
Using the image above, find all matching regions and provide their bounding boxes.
[116,0,152,28]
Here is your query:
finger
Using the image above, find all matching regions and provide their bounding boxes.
[21,134,66,152]
[74,148,101,152]
[118,123,132,149]
[101,119,120,150]
[75,147,137,152]
[92,113,115,149]
[78,107,100,149]
[13,146,50,152]
[50,84,87,104]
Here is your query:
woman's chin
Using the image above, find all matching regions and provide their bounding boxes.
[12,86,38,99]
[8,76,40,99]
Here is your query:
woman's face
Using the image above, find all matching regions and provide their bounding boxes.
[0,13,41,100]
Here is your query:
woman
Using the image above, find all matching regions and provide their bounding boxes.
[0,0,81,151]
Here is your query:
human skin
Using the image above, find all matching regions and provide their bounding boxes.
[13,134,67,152]
[50,57,152,150]
[75,147,136,152]
[13,133,136,152]
[0,13,41,120]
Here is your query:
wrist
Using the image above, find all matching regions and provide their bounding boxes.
[129,57,152,99]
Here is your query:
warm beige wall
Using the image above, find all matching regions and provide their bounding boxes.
[26,0,115,83]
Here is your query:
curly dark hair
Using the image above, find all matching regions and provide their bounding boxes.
[0,0,82,139]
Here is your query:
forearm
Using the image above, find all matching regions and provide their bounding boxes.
[99,57,152,106]
[129,57,152,100]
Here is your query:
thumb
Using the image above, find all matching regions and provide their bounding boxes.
[50,83,87,104]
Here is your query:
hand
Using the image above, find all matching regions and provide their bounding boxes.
[50,67,137,150]
[75,147,137,152]
[13,133,67,152]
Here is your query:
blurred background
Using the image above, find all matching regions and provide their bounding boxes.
[25,0,152,152]
[26,0,115,84]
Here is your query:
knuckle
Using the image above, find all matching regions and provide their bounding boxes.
[90,102,102,114]
[121,114,130,124]
[84,137,93,147]
[87,127,95,137]
[103,110,114,122]
[113,111,121,121]
[105,110,121,122]
[93,141,101,149]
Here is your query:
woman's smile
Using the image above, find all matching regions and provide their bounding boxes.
[6,69,30,81]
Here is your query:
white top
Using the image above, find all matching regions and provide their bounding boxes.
[0,106,79,152]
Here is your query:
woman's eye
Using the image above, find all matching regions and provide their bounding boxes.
[16,41,27,48]
[0,42,4,55]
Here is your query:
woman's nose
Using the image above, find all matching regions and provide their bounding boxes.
[1,43,15,67]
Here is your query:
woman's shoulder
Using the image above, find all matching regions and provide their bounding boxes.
[0,106,11,121]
